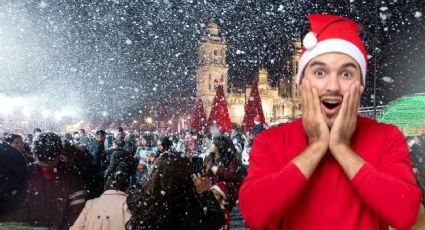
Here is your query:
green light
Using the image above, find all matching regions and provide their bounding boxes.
[378,93,425,135]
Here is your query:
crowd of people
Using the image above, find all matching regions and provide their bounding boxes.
[408,134,425,204]
[0,123,260,230]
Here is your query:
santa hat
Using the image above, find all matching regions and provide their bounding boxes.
[297,14,368,86]
[211,182,229,202]
[254,114,261,124]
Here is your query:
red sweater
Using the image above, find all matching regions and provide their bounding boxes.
[239,116,421,230]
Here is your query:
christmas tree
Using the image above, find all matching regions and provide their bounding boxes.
[208,83,232,133]
[242,78,265,132]
[190,97,207,131]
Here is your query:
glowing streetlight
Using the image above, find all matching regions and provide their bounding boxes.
[168,120,172,125]
[42,110,50,119]
[22,107,32,117]
[133,120,138,124]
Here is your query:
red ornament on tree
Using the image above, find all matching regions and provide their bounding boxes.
[241,78,265,132]
[190,98,207,132]
[208,83,232,133]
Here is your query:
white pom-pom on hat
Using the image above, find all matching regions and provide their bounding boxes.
[302,32,317,50]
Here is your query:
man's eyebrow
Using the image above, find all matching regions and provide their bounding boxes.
[307,61,326,68]
[340,62,359,70]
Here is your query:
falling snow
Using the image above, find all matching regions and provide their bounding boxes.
[0,0,422,128]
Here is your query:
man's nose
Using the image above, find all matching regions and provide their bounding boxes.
[325,73,340,92]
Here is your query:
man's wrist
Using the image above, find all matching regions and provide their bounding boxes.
[308,141,328,156]
[330,143,350,156]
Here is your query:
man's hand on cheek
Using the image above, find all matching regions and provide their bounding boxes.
[301,79,329,151]
[329,81,363,152]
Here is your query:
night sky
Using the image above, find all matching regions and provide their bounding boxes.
[0,0,424,123]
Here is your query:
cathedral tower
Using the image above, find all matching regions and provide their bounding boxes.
[291,40,302,99]
[196,23,228,118]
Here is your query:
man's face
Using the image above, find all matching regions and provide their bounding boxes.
[302,52,364,128]
[11,137,24,151]
[157,140,164,152]
[212,189,223,203]
[209,143,217,154]
[96,134,106,142]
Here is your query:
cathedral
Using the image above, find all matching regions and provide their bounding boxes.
[196,23,301,126]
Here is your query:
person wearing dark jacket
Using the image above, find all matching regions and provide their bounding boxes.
[87,130,107,198]
[127,152,225,229]
[0,142,30,229]
[0,142,28,216]
[104,140,137,186]
[206,135,242,212]
[5,132,86,230]
[252,115,265,136]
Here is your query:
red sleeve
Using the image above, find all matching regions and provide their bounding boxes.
[351,125,421,230]
[238,131,309,229]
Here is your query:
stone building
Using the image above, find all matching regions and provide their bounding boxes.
[196,22,301,125]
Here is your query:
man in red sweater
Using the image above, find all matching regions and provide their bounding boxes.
[239,14,421,230]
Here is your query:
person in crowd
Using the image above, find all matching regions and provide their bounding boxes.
[5,134,25,152]
[206,135,242,211]
[87,130,108,198]
[124,132,138,155]
[134,136,149,185]
[62,138,102,200]
[211,182,231,230]
[174,132,186,153]
[70,167,131,229]
[156,135,173,156]
[104,140,137,186]
[8,132,86,229]
[239,14,421,230]
[0,142,28,218]
[24,133,33,150]
[126,152,225,229]
[105,132,114,149]
[241,135,253,167]
[230,127,242,144]
[252,115,265,136]
[115,127,126,142]
[78,129,89,146]
[33,128,42,138]
[185,131,197,156]
[409,136,425,206]
[196,132,205,156]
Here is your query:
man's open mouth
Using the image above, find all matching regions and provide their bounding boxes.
[322,100,341,110]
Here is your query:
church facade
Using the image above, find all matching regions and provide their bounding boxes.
[196,23,301,126]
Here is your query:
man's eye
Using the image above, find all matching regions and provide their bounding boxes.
[314,70,324,76]
[342,71,353,78]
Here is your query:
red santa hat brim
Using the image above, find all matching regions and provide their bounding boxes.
[211,184,227,201]
[296,38,366,86]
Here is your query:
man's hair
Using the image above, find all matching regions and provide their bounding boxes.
[212,135,237,167]
[33,128,42,134]
[105,164,130,192]
[33,132,63,161]
[127,153,194,229]
[4,134,22,144]
[95,130,106,136]
[158,136,172,151]
[113,140,125,148]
